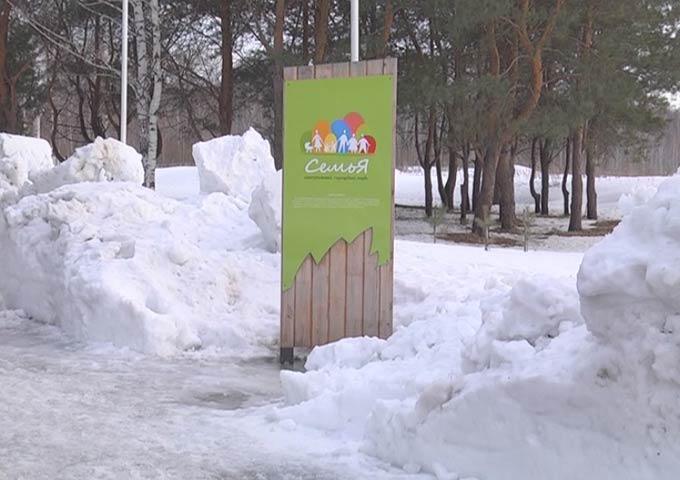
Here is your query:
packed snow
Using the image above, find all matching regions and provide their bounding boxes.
[193,127,274,200]
[0,182,279,356]
[27,136,144,195]
[579,173,680,385]
[0,136,278,356]
[0,309,417,480]
[249,169,282,252]
[0,133,53,196]
[270,171,680,480]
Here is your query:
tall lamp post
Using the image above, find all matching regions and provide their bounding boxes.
[120,0,129,144]
[351,0,359,62]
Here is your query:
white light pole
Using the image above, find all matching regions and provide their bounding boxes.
[120,0,129,144]
[351,0,359,62]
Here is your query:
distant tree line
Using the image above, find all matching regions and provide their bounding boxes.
[0,0,679,231]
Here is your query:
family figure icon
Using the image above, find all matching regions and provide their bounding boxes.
[311,129,370,154]
[303,112,377,155]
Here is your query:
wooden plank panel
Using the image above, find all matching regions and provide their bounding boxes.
[328,240,347,342]
[294,256,313,347]
[345,232,365,337]
[283,66,298,81]
[366,58,384,76]
[383,57,398,76]
[281,285,296,348]
[362,229,380,337]
[331,61,350,78]
[311,252,330,345]
[298,64,315,80]
[280,66,297,352]
[315,63,333,79]
[350,60,367,77]
[308,61,332,346]
[379,57,397,339]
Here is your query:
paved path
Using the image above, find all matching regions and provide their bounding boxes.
[0,311,426,480]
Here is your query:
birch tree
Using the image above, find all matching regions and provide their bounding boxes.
[132,0,162,188]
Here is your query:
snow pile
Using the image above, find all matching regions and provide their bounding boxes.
[617,183,659,215]
[579,174,680,385]
[28,137,143,194]
[272,235,680,478]
[193,128,274,200]
[463,276,582,372]
[0,181,279,356]
[0,133,53,194]
[248,169,282,252]
[364,325,680,480]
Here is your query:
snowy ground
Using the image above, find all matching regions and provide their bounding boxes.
[394,166,667,251]
[394,165,665,219]
[0,310,426,480]
[1,146,677,480]
[0,241,583,480]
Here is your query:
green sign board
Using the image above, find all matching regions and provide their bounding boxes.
[282,75,393,290]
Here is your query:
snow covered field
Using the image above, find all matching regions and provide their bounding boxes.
[395,165,666,219]
[1,132,678,479]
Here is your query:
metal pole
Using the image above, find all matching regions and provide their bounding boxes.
[120,0,129,144]
[351,0,359,62]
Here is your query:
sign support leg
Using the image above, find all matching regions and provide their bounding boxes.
[280,347,294,365]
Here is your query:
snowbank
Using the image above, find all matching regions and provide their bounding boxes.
[193,128,274,200]
[579,174,680,385]
[0,133,53,194]
[463,276,582,372]
[0,181,279,356]
[365,326,680,480]
[28,137,143,194]
[272,228,680,478]
[617,183,659,216]
[248,169,282,252]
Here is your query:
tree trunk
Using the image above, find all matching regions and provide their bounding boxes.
[498,145,516,231]
[435,153,446,207]
[493,165,501,206]
[313,0,330,63]
[219,0,233,135]
[472,150,482,212]
[572,5,592,226]
[424,164,433,218]
[540,138,551,215]
[32,114,40,138]
[90,16,106,138]
[529,137,540,214]
[378,0,394,57]
[460,143,470,219]
[145,0,162,188]
[415,108,437,217]
[75,76,93,143]
[562,137,570,217]
[443,147,457,211]
[569,127,584,231]
[0,0,12,133]
[473,140,502,236]
[301,0,310,64]
[132,0,162,188]
[132,0,150,180]
[272,0,285,170]
[586,143,597,220]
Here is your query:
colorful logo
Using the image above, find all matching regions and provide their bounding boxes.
[301,112,377,155]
